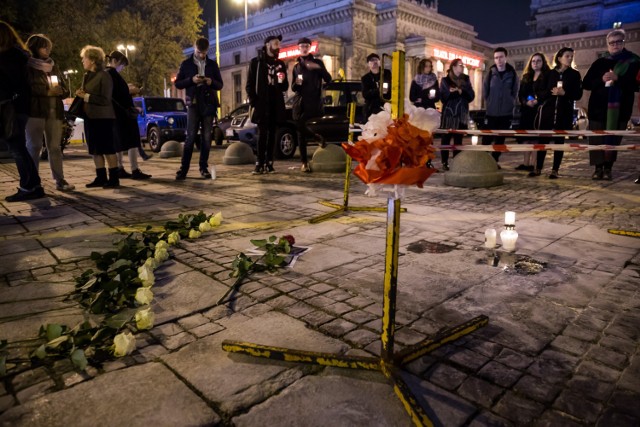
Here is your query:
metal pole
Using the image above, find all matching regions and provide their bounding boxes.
[216,0,221,117]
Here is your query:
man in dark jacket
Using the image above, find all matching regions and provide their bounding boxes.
[291,37,331,172]
[174,37,223,180]
[584,29,640,180]
[361,53,391,118]
[247,34,288,174]
[482,47,519,166]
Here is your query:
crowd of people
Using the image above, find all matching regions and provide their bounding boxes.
[1,22,639,203]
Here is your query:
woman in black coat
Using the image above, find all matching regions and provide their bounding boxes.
[531,47,582,179]
[439,58,475,171]
[518,52,550,173]
[106,51,150,180]
[410,58,440,110]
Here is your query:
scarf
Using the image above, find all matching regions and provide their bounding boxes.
[605,49,640,129]
[193,55,206,76]
[27,57,54,73]
[414,72,437,89]
[447,70,465,88]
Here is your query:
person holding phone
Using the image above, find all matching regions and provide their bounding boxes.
[174,37,223,180]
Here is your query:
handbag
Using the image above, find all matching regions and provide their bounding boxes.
[68,96,86,119]
[291,94,303,121]
[0,97,17,140]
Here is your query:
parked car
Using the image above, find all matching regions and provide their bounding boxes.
[230,80,365,159]
[134,97,188,152]
[215,103,250,145]
[468,106,588,132]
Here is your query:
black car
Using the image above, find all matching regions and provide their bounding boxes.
[214,103,250,145]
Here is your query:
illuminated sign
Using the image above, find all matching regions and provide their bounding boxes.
[433,48,481,68]
[278,42,319,60]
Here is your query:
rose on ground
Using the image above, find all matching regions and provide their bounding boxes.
[144,257,159,270]
[209,212,223,226]
[168,231,180,245]
[155,240,169,251]
[189,229,202,239]
[135,307,155,330]
[282,235,295,246]
[137,265,155,287]
[199,221,212,232]
[135,287,154,305]
[154,247,169,263]
[113,331,136,357]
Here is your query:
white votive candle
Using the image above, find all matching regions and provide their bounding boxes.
[556,81,563,88]
[485,229,496,249]
[471,136,479,145]
[50,75,59,86]
[429,89,436,98]
[505,211,516,226]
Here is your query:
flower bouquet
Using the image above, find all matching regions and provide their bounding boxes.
[342,102,440,198]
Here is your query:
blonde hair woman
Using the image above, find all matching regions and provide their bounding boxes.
[76,45,119,188]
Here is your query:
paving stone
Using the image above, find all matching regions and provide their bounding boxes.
[494,348,534,370]
[343,329,379,347]
[457,376,503,408]
[324,301,354,316]
[153,322,184,338]
[364,318,382,333]
[513,375,560,404]
[177,313,209,330]
[575,360,621,383]
[308,283,334,293]
[232,373,409,427]
[449,348,490,372]
[319,318,358,337]
[307,295,335,308]
[599,334,637,355]
[250,287,280,301]
[323,288,353,302]
[289,288,317,300]
[468,411,513,427]
[493,391,545,424]
[160,331,197,350]
[343,309,377,325]
[344,295,375,308]
[272,281,301,293]
[0,394,16,413]
[265,294,297,309]
[596,407,640,427]
[550,335,591,356]
[302,310,335,327]
[608,389,640,418]
[586,345,628,369]
[0,363,218,426]
[562,324,601,342]
[463,338,503,358]
[134,344,168,363]
[393,327,426,346]
[477,361,522,388]
[526,350,579,384]
[552,389,603,424]
[566,374,615,401]
[15,379,56,404]
[242,302,273,318]
[189,322,225,338]
[424,363,468,391]
[533,410,584,427]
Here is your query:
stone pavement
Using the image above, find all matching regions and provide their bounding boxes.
[0,140,639,427]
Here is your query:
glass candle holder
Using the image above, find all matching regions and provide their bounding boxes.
[500,228,518,252]
[484,228,496,249]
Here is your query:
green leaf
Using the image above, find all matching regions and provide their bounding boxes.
[104,309,137,329]
[269,235,277,242]
[33,344,47,359]
[0,355,6,376]
[250,239,267,248]
[108,259,131,272]
[46,324,64,341]
[79,276,98,291]
[70,349,88,370]
[46,335,69,349]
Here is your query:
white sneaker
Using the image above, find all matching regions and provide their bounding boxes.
[56,180,75,191]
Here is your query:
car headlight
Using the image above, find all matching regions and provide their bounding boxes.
[167,117,175,125]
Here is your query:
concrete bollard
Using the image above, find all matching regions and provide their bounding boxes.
[158,140,183,158]
[443,150,503,188]
[222,141,256,165]
[310,144,347,173]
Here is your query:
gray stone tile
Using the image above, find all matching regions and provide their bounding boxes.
[493,391,545,424]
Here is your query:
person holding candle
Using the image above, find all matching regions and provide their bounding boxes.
[291,37,332,173]
[24,34,75,192]
[517,52,550,173]
[529,47,582,179]
[583,29,640,181]
[439,58,475,171]
[361,53,392,119]
[410,58,440,110]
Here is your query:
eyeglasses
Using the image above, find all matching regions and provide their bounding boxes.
[608,39,624,46]
[531,59,543,63]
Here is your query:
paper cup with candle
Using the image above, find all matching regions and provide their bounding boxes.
[50,75,59,87]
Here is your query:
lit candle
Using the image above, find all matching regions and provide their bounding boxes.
[50,75,59,87]
[556,81,563,88]
[505,211,516,226]
[297,74,303,82]
[429,89,436,99]
[382,82,389,94]
[484,228,496,249]
[471,135,478,145]
[500,228,519,252]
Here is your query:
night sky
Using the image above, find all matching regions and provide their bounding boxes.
[200,0,532,43]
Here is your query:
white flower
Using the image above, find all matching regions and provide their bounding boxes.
[209,212,223,226]
[154,247,169,263]
[155,240,169,251]
[407,105,441,132]
[167,231,181,245]
[138,265,155,287]
[198,221,212,232]
[189,229,202,239]
[144,257,159,270]
[359,108,392,141]
[135,287,154,305]
[135,307,155,330]
[113,331,136,357]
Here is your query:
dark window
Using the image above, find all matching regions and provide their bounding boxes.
[234,53,240,65]
[515,61,524,71]
[545,28,552,36]
[233,73,242,107]
[579,24,587,32]
[561,26,569,34]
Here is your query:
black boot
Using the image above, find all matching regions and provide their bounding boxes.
[103,167,120,188]
[603,168,612,181]
[591,166,603,180]
[86,168,108,188]
[635,174,640,184]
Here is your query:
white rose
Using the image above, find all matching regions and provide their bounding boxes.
[198,221,212,232]
[138,265,155,287]
[113,331,136,357]
[135,307,155,330]
[155,240,169,251]
[209,212,223,226]
[167,231,181,245]
[188,229,202,239]
[154,247,169,263]
[135,287,154,305]
[144,257,159,270]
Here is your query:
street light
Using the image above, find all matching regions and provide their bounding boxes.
[117,44,136,58]
[63,69,78,95]
[234,0,259,52]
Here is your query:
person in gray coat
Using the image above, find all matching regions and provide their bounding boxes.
[482,47,519,166]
